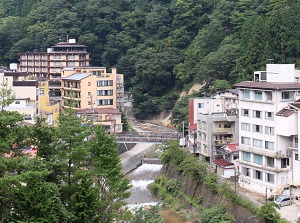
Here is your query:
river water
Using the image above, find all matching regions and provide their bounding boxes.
[125,162,185,223]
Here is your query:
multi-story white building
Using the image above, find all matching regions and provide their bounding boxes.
[188,90,239,165]
[0,68,39,124]
[234,64,300,196]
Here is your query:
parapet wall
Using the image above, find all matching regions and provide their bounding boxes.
[121,143,156,174]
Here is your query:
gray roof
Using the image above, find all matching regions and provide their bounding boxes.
[62,73,90,80]
[234,81,300,90]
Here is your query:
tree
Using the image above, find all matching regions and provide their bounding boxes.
[87,125,131,222]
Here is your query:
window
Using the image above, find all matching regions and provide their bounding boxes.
[15,101,20,104]
[265,126,274,135]
[266,173,274,183]
[243,89,250,99]
[265,141,274,150]
[88,82,91,86]
[97,90,113,96]
[68,61,75,66]
[254,170,262,180]
[253,139,263,148]
[53,55,61,59]
[242,109,250,117]
[35,55,40,60]
[198,103,204,108]
[88,92,91,96]
[242,167,250,176]
[255,91,262,100]
[88,101,91,105]
[97,99,113,106]
[266,91,272,101]
[265,112,274,120]
[54,61,61,66]
[253,125,262,133]
[253,110,262,118]
[242,151,251,162]
[282,91,294,100]
[68,55,75,59]
[281,158,289,168]
[253,154,263,165]
[296,154,299,161]
[241,137,251,145]
[51,68,57,72]
[266,157,274,167]
[35,61,40,66]
[92,71,101,76]
[224,124,231,128]
[97,80,113,86]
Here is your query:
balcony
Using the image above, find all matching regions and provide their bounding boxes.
[239,146,292,158]
[212,128,234,134]
[212,113,237,122]
[213,138,235,146]
[64,84,81,90]
[238,160,288,172]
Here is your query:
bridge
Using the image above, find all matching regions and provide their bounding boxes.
[116,132,180,143]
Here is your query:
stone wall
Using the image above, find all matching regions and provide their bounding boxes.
[162,165,264,223]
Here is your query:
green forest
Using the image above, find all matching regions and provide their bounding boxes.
[1,0,300,121]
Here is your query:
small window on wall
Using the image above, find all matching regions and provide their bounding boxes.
[266,173,274,183]
[281,158,289,168]
[254,170,262,180]
[199,103,204,108]
[296,154,299,161]
[242,167,250,176]
[243,89,250,99]
[242,109,250,117]
[15,101,20,104]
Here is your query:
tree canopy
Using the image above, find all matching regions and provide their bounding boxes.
[1,0,300,121]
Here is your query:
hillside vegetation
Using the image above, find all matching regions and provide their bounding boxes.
[0,0,300,123]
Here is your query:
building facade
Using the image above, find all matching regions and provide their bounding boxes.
[234,64,300,195]
[188,90,239,165]
[0,69,39,125]
[61,67,124,111]
[77,108,123,133]
[18,39,90,99]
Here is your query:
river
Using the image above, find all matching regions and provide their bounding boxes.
[125,162,185,223]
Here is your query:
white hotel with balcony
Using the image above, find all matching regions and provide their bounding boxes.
[234,64,300,196]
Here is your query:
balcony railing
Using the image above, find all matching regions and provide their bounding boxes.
[239,146,292,158]
[212,128,234,133]
[213,138,235,145]
[64,84,81,89]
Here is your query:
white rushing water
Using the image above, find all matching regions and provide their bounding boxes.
[125,163,163,206]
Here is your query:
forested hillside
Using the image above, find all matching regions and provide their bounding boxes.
[1,0,300,121]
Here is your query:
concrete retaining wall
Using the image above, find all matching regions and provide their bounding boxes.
[121,143,156,174]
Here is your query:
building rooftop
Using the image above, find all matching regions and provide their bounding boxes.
[225,143,239,153]
[275,108,296,117]
[188,123,197,131]
[213,159,234,167]
[234,81,300,90]
[62,73,90,80]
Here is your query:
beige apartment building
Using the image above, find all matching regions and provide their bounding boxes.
[18,39,90,99]
[77,108,123,133]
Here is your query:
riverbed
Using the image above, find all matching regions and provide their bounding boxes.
[125,162,186,223]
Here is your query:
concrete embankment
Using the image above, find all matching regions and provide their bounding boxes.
[120,143,156,174]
